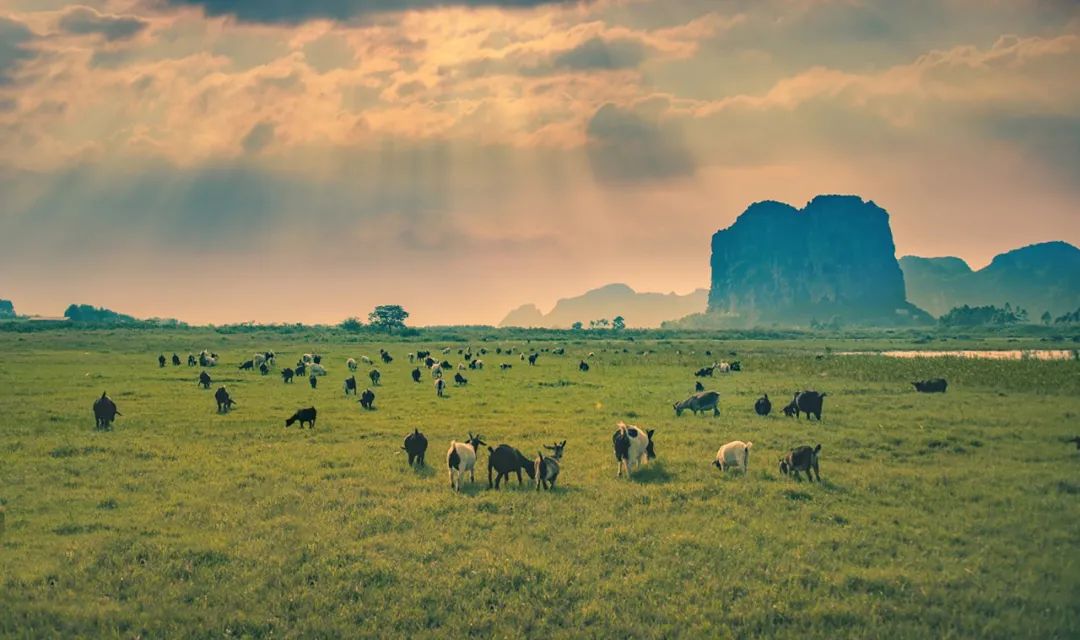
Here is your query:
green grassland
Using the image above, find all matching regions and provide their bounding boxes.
[1,330,1078,638]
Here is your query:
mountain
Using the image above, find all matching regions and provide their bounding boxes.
[499,283,707,328]
[900,241,1080,317]
[704,195,931,327]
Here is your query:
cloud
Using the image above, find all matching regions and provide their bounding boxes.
[57,6,149,41]
[302,32,356,73]
[551,37,649,70]
[0,16,37,85]
[585,103,695,183]
[164,0,587,24]
[241,122,276,154]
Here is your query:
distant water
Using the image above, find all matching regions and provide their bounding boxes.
[839,350,1077,361]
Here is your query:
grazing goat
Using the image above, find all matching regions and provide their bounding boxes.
[259,362,270,375]
[793,391,827,420]
[93,392,120,430]
[281,367,294,383]
[487,444,534,488]
[454,372,468,386]
[309,364,327,376]
[612,422,655,478]
[411,367,422,383]
[912,378,948,393]
[780,445,821,482]
[215,387,236,413]
[695,381,705,392]
[470,359,483,370]
[171,353,181,366]
[403,429,428,466]
[579,361,589,372]
[295,362,306,377]
[416,350,431,360]
[435,378,446,397]
[369,369,381,386]
[313,354,322,364]
[782,398,798,417]
[695,366,713,377]
[501,363,513,371]
[344,376,358,395]
[285,407,317,429]
[447,433,486,491]
[535,441,565,491]
[347,358,358,372]
[239,360,254,371]
[673,391,720,417]
[528,353,538,366]
[754,394,771,417]
[424,356,437,368]
[713,441,752,474]
[381,351,393,364]
[360,388,375,410]
[198,371,212,389]
[431,364,443,378]
[715,362,731,374]
[187,354,197,366]
[361,356,372,365]
[730,361,741,372]
[440,360,452,370]
[158,354,166,368]
[309,375,318,389]
[254,354,267,369]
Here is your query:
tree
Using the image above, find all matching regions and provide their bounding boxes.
[339,317,365,332]
[368,305,409,333]
[612,315,625,331]
[571,321,583,331]
[1041,311,1052,325]
[0,299,14,318]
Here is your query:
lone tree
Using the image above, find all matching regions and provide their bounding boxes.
[339,317,365,332]
[612,315,626,331]
[368,305,409,333]
[571,321,583,331]
[1041,311,1052,325]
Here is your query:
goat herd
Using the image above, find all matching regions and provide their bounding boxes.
[96,345,955,492]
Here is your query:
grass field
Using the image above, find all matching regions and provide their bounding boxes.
[2,330,1079,639]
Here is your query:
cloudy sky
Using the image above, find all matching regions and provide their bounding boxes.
[1,0,1078,325]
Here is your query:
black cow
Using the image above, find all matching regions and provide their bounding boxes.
[403,429,428,466]
[285,407,317,429]
[912,378,948,393]
[754,394,771,417]
[360,388,375,410]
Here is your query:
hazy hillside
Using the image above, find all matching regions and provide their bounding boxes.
[500,284,707,328]
[900,241,1080,318]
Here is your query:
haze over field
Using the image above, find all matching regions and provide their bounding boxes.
[1,0,1079,325]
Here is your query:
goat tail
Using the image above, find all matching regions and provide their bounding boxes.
[745,441,753,449]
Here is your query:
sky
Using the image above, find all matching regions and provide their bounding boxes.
[1,0,1078,325]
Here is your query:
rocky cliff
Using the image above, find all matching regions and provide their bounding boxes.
[707,195,930,326]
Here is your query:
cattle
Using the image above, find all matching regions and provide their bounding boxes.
[454,372,468,386]
[281,367,294,383]
[309,375,318,389]
[435,378,446,397]
[259,362,270,375]
[694,367,713,377]
[695,381,705,392]
[215,387,236,413]
[171,353,181,366]
[239,360,254,371]
[779,445,822,482]
[285,407,317,429]
[369,369,381,386]
[674,391,720,417]
[187,354,197,366]
[912,378,948,393]
[347,358,358,372]
[344,376,358,395]
[793,391,827,421]
[295,362,306,377]
[158,354,166,368]
[613,423,655,478]
[403,429,428,467]
[92,392,120,430]
[487,444,535,489]
[500,363,513,371]
[713,441,753,474]
[579,361,589,372]
[447,433,486,491]
[198,371,212,389]
[754,394,772,417]
[360,388,375,410]
[411,367,422,383]
[535,441,565,491]
[528,353,538,366]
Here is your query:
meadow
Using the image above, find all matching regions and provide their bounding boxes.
[1,329,1079,639]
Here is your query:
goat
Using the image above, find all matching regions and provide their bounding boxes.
[612,422,655,478]
[347,358,358,372]
[487,444,534,488]
[713,441,752,474]
[454,372,468,386]
[579,361,589,372]
[754,394,771,417]
[403,429,428,466]
[411,367,422,383]
[158,354,166,368]
[780,445,821,481]
[447,433,486,491]
[281,367,294,383]
[215,387,236,413]
[198,371,212,389]
[528,353,538,366]
[285,407,317,429]
[369,369,381,386]
[344,376,358,395]
[435,378,446,397]
[912,378,948,393]
[187,354,197,366]
[695,381,705,392]
[171,353,181,366]
[673,391,720,417]
[360,388,375,410]
[239,360,254,371]
[309,375,318,389]
[535,441,565,491]
[92,392,120,430]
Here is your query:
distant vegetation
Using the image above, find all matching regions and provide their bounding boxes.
[0,299,14,318]
[63,304,136,324]
[939,304,1027,327]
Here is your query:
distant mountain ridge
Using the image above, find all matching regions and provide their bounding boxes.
[499,283,707,328]
[900,241,1080,317]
